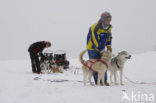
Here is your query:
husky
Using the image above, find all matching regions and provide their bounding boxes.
[52,65,63,73]
[108,51,131,85]
[40,58,52,73]
[40,58,63,73]
[79,49,112,86]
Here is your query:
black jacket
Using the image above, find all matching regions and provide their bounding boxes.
[28,41,46,56]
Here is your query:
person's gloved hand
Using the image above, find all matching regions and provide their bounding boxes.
[107,46,112,52]
[40,55,48,63]
[100,49,105,53]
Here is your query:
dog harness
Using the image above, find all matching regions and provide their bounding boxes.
[81,59,108,72]
[112,57,121,69]
[116,61,120,69]
[114,57,121,69]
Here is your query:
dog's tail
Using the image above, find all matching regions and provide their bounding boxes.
[79,49,87,64]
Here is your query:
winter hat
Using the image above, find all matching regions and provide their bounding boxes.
[101,11,112,20]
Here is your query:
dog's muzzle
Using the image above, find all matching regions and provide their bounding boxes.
[125,55,131,59]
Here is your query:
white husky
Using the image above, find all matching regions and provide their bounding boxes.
[108,51,131,85]
[79,49,112,86]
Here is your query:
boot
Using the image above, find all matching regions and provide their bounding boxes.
[34,71,42,74]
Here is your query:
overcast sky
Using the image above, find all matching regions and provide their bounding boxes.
[0,0,156,60]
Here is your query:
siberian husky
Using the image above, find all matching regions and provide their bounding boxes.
[79,49,112,86]
[109,51,131,85]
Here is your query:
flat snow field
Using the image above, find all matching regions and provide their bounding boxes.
[0,52,156,103]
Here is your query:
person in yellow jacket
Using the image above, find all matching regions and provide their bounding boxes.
[86,11,112,86]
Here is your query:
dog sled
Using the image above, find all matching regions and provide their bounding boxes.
[40,49,70,73]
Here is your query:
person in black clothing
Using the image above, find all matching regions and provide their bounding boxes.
[28,41,51,74]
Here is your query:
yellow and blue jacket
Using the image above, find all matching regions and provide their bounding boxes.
[87,21,112,51]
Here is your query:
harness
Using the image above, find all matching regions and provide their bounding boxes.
[81,59,108,72]
[112,57,120,69]
[115,59,120,69]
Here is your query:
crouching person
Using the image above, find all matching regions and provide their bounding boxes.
[28,41,51,74]
[86,12,113,86]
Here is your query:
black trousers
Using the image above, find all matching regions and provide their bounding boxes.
[29,52,41,72]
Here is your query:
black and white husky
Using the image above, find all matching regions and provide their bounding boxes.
[40,58,52,73]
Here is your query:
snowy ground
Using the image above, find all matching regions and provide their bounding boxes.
[0,52,156,103]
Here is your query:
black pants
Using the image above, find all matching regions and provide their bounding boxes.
[29,52,41,72]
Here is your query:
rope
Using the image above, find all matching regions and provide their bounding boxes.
[34,76,92,83]
[123,74,156,86]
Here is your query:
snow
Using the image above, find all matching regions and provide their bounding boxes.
[0,52,156,103]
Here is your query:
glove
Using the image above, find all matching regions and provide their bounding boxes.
[107,46,112,52]
[39,52,44,58]
[100,49,105,53]
[40,55,48,62]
